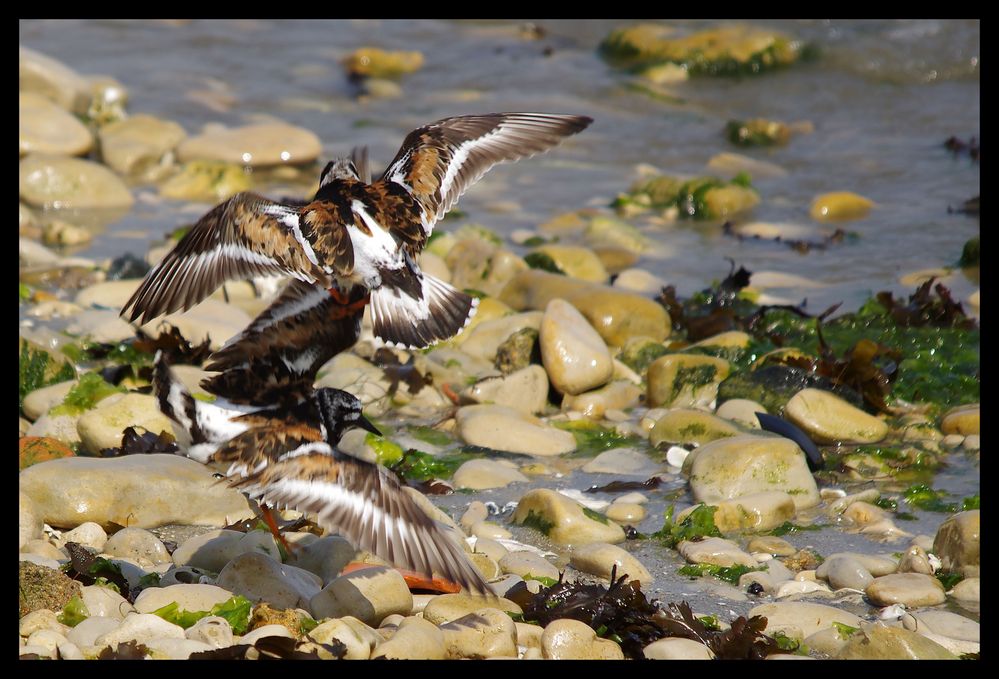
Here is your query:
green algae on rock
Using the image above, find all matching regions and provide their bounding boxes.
[613,172,759,220]
[725,118,791,147]
[600,24,812,77]
[159,160,252,202]
[19,337,76,413]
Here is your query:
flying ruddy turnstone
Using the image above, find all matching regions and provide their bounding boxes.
[153,354,491,595]
[121,112,593,349]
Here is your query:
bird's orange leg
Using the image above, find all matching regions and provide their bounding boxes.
[259,503,296,558]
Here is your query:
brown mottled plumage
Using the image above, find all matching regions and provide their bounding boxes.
[122,113,592,349]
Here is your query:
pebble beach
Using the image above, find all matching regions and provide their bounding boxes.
[19,20,979,660]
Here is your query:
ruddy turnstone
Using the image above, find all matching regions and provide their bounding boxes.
[121,112,593,349]
[153,353,491,595]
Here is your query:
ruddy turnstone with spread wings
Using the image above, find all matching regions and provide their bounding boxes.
[121,112,592,349]
[153,353,491,595]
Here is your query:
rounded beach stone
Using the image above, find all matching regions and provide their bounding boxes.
[19,491,43,549]
[910,610,979,647]
[456,404,576,456]
[217,552,322,611]
[747,535,796,557]
[613,267,667,293]
[748,601,862,640]
[26,629,69,658]
[67,616,120,648]
[835,625,957,660]
[94,612,186,648]
[81,584,134,620]
[581,447,661,476]
[784,388,888,444]
[287,535,356,584]
[441,607,518,659]
[570,542,651,584]
[815,554,874,591]
[809,191,875,222]
[817,552,898,577]
[649,409,743,448]
[22,538,67,562]
[716,398,767,428]
[19,609,70,638]
[456,311,542,361]
[453,458,529,490]
[940,405,979,435]
[897,545,934,575]
[370,617,446,660]
[539,298,613,395]
[19,154,134,209]
[421,592,522,625]
[104,527,172,566]
[309,565,413,626]
[98,114,187,178]
[133,584,234,615]
[461,365,549,415]
[23,380,77,421]
[646,354,731,409]
[184,616,234,649]
[677,536,758,568]
[687,434,820,509]
[541,618,624,659]
[75,393,174,454]
[19,92,93,156]
[20,454,253,530]
[239,624,295,645]
[866,573,946,607]
[177,122,321,166]
[138,299,253,351]
[950,577,979,603]
[144,637,214,659]
[531,244,609,282]
[606,502,646,523]
[498,551,559,581]
[172,529,253,571]
[933,510,979,577]
[19,46,90,112]
[643,637,714,659]
[702,492,796,532]
[561,380,642,419]
[309,616,383,659]
[513,488,625,545]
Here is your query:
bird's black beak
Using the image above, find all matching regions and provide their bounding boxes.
[356,414,382,437]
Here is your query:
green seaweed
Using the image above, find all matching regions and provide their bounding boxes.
[49,372,125,416]
[677,563,763,585]
[670,363,719,403]
[19,340,76,413]
[552,420,646,458]
[366,433,404,466]
[936,572,964,590]
[520,510,555,536]
[654,504,722,548]
[57,595,90,627]
[152,595,253,635]
[407,424,453,447]
[581,506,610,525]
[962,494,980,511]
[389,448,478,481]
[833,622,861,640]
[523,252,565,275]
[902,484,959,513]
[765,521,822,536]
[19,282,31,303]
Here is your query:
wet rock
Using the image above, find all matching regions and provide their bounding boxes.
[180,616,233,649]
[570,542,651,584]
[582,447,661,477]
[422,593,522,625]
[217,552,322,610]
[159,159,252,202]
[145,637,215,659]
[649,408,743,448]
[19,435,75,470]
[22,380,75,421]
[445,238,525,297]
[810,191,875,222]
[940,404,979,435]
[932,510,979,577]
[133,584,234,615]
[616,336,668,375]
[310,565,412,626]
[81,584,133,620]
[19,154,134,209]
[19,492,43,549]
[583,215,652,254]
[104,527,172,566]
[19,92,93,156]
[456,404,576,456]
[687,434,821,509]
[643,637,714,659]
[539,298,613,395]
[815,554,874,591]
[835,624,957,660]
[19,454,253,529]
[749,601,862,641]
[866,573,946,607]
[562,379,642,418]
[530,244,608,282]
[287,535,356,585]
[67,616,120,649]
[75,392,174,453]
[498,551,559,581]
[716,398,767,428]
[441,608,518,659]
[784,388,888,444]
[461,365,549,415]
[19,46,90,113]
[647,354,731,409]
[950,577,979,604]
[500,270,670,346]
[177,122,321,166]
[612,268,667,294]
[137,299,252,351]
[541,618,624,659]
[344,47,424,78]
[677,536,758,568]
[605,502,646,523]
[19,609,70,639]
[494,327,540,375]
[371,616,445,659]
[98,114,187,180]
[238,623,295,645]
[708,152,788,179]
[513,488,625,545]
[309,616,382,659]
[86,75,128,125]
[704,491,796,532]
[65,309,141,344]
[896,544,934,575]
[453,458,529,490]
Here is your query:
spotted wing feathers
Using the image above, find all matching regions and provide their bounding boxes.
[369,271,478,349]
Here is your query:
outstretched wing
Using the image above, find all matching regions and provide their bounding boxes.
[236,451,492,596]
[380,112,592,236]
[121,193,329,324]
